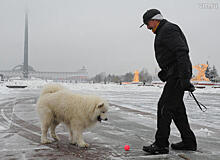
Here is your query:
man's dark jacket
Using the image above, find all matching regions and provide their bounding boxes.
[154,19,192,81]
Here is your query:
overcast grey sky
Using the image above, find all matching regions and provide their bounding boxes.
[0,0,219,76]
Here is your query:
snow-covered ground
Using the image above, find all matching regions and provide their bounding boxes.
[0,80,220,159]
[1,80,220,136]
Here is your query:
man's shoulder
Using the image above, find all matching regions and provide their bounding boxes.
[162,20,180,32]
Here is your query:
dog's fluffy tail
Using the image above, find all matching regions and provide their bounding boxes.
[41,84,64,95]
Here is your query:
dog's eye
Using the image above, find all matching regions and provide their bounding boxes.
[102,111,105,113]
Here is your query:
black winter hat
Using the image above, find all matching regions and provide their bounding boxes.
[140,9,162,28]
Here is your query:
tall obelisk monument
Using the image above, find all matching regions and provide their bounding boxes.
[23,9,29,78]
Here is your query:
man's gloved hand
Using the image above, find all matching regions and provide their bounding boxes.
[176,79,195,92]
[158,70,167,82]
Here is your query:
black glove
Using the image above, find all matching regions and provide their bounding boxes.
[158,70,168,82]
[176,79,195,92]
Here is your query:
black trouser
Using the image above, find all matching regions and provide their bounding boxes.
[155,78,196,147]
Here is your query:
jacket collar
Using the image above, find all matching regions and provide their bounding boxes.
[154,19,167,34]
[152,21,160,33]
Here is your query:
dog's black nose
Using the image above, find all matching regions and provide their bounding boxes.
[104,118,108,121]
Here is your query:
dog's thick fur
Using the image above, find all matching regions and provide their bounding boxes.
[37,84,108,147]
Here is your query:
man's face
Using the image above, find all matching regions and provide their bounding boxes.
[146,20,157,30]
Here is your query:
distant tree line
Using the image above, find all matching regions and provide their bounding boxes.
[205,62,219,82]
[91,62,220,83]
[90,68,152,84]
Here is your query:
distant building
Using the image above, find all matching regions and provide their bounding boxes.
[0,66,89,82]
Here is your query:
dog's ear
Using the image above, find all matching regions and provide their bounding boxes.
[97,102,104,108]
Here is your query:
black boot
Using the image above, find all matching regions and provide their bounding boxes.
[171,141,197,151]
[143,143,169,154]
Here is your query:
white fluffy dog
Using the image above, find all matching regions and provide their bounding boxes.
[37,84,108,147]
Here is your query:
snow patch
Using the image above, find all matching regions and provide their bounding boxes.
[0,125,6,130]
[110,106,120,111]
[195,128,214,137]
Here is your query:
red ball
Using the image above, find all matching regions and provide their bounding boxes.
[124,145,130,151]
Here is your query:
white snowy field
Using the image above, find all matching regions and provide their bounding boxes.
[1,80,220,159]
[1,80,220,138]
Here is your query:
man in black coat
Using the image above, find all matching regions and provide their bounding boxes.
[140,9,197,154]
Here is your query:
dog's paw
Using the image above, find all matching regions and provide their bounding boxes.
[52,135,60,141]
[41,138,52,144]
[78,142,90,148]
